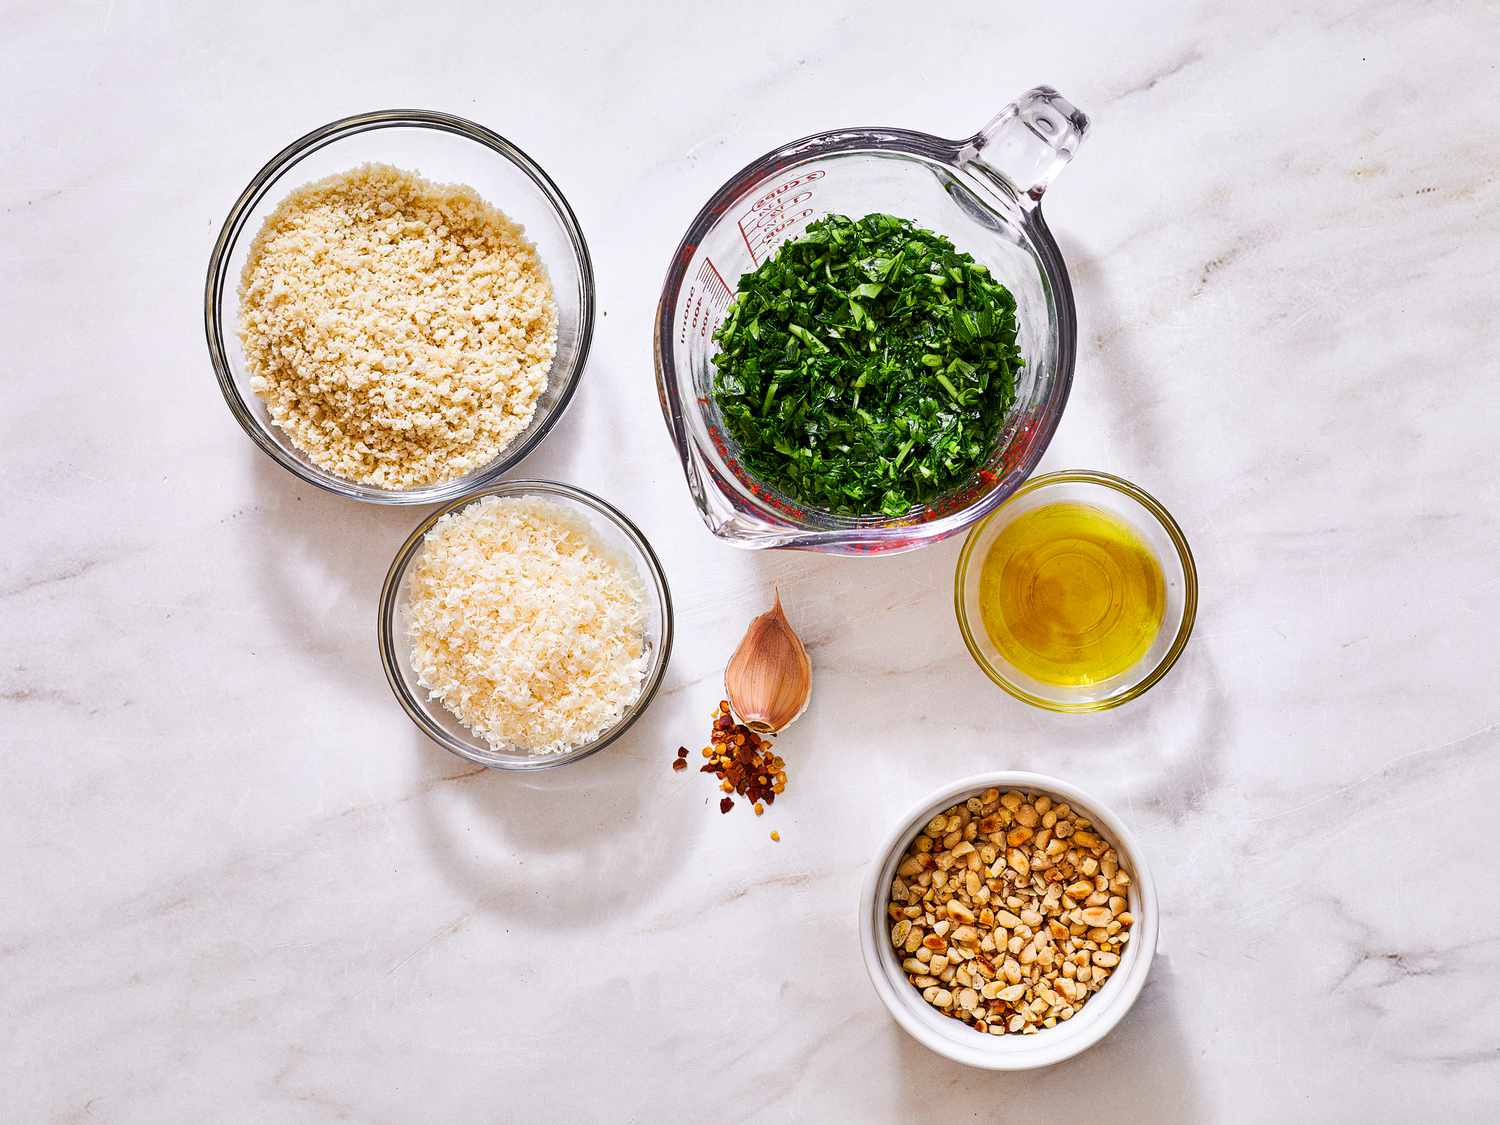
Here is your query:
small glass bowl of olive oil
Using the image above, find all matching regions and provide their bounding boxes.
[954,471,1197,711]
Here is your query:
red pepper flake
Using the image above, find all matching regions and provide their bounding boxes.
[671,758,687,772]
[678,701,789,818]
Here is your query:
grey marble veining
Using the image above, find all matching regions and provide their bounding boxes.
[3,0,1498,1121]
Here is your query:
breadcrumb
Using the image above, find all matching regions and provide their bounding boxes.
[406,496,646,754]
[238,164,556,489]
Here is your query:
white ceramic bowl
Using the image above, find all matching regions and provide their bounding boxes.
[859,772,1158,1069]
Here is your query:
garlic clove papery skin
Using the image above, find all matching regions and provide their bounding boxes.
[724,593,811,734]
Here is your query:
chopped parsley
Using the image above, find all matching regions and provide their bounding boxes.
[711,213,1020,518]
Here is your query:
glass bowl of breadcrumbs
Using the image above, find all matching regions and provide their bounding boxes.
[205,110,595,504]
[378,479,674,770]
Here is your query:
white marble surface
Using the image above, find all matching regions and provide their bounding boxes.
[4,1,1499,1120]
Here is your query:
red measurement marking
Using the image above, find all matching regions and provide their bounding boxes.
[678,256,735,345]
[738,216,756,264]
[704,257,729,297]
[737,168,826,265]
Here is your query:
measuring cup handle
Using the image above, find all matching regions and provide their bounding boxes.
[959,87,1090,205]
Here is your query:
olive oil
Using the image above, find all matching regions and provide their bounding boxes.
[978,502,1165,686]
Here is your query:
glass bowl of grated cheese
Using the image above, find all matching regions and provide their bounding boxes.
[378,480,674,770]
[205,110,595,504]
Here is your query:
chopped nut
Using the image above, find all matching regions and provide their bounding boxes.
[947,900,975,924]
[885,789,1135,1037]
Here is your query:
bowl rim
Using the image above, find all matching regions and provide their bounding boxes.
[376,479,674,770]
[204,108,596,506]
[953,469,1198,711]
[858,770,1159,1069]
[652,123,1076,553]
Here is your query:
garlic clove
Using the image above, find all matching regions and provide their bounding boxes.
[724,591,811,734]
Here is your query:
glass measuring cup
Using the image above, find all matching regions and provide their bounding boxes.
[655,87,1089,555]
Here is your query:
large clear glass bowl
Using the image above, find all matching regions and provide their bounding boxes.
[205,110,594,505]
[378,480,674,770]
[655,87,1088,554]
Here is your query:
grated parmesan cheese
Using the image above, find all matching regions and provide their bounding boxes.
[406,496,647,754]
[238,163,557,489]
